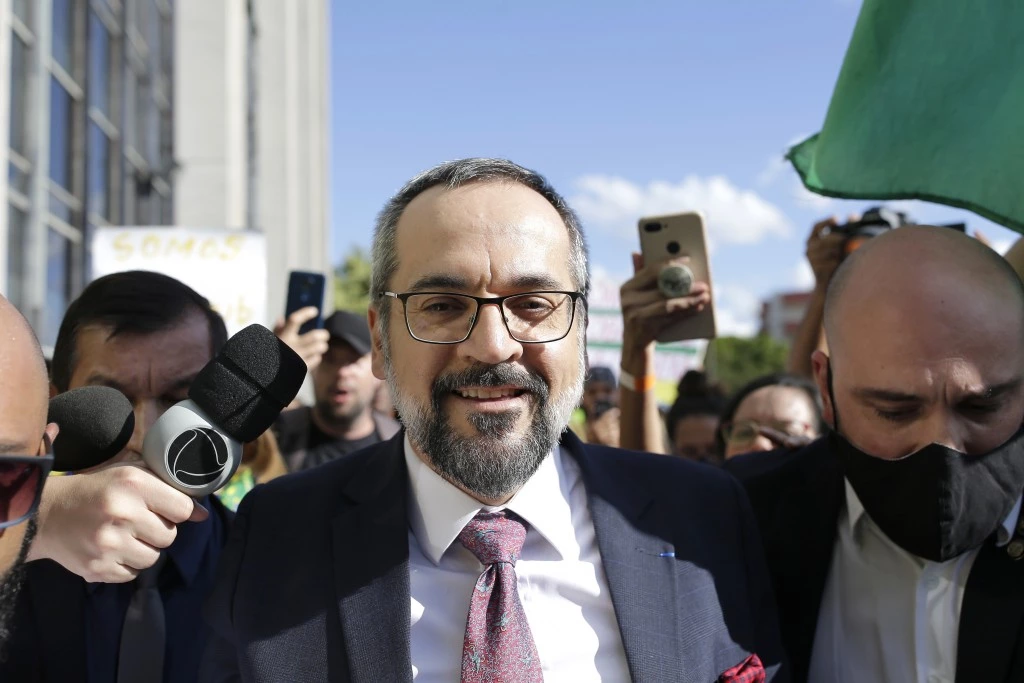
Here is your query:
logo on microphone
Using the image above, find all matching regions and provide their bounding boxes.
[167,428,230,487]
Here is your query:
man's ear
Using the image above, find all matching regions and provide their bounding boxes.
[368,306,386,381]
[811,350,834,428]
[40,422,59,456]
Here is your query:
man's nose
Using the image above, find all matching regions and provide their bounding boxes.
[122,400,161,462]
[920,411,969,454]
[458,303,523,365]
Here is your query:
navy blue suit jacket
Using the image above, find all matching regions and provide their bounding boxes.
[201,431,788,682]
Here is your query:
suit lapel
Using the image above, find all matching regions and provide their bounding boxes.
[29,560,87,682]
[956,532,1024,682]
[564,433,677,680]
[331,434,413,683]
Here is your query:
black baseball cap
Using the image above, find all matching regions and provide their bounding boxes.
[324,311,371,356]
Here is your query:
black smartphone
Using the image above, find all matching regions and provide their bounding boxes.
[285,271,326,335]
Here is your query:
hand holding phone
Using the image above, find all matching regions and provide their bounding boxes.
[633,212,717,342]
[278,271,329,370]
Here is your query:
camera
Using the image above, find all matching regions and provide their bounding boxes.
[829,207,912,257]
[591,399,616,420]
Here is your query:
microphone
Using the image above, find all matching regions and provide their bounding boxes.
[48,386,136,471]
[142,324,306,497]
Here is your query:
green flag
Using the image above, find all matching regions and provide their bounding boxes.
[788,0,1024,232]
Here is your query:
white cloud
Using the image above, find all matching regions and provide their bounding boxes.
[570,174,792,248]
[792,260,815,289]
[714,284,761,337]
[791,179,835,210]
[757,132,813,189]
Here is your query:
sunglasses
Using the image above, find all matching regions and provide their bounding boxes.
[0,454,53,530]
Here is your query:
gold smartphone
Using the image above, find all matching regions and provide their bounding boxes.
[637,211,717,342]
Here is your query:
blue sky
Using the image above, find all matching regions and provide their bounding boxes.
[328,0,1019,336]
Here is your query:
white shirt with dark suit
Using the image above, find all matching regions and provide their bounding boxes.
[199,431,787,682]
[405,438,630,681]
[809,480,1023,683]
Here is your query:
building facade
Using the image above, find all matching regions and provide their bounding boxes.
[174,0,330,324]
[0,0,329,348]
[759,290,813,345]
[1,0,175,347]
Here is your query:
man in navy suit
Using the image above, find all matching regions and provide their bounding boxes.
[202,158,786,682]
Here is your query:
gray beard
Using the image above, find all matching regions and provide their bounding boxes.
[0,518,37,660]
[383,335,584,501]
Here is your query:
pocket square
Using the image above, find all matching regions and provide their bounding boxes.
[718,653,765,683]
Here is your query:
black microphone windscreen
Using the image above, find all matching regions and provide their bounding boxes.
[188,324,307,443]
[48,386,135,471]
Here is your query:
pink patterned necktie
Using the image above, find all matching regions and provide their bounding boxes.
[458,510,544,683]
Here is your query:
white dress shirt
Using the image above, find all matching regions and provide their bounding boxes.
[808,479,1022,683]
[404,436,630,682]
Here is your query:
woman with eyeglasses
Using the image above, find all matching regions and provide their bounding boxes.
[716,373,825,460]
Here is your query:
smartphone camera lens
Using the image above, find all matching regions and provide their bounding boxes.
[643,222,662,233]
[667,241,681,254]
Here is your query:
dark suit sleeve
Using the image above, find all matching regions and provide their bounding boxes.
[199,489,256,683]
[729,473,790,682]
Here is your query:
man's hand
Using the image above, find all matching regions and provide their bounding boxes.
[587,408,621,448]
[28,463,208,583]
[273,306,330,371]
[620,253,711,355]
[806,217,848,291]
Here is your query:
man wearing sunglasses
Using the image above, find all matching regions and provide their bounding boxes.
[202,159,785,682]
[1,272,233,683]
[0,296,57,647]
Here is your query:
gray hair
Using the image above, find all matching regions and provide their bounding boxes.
[369,158,590,321]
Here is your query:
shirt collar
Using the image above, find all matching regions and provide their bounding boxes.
[844,478,1023,548]
[404,435,577,565]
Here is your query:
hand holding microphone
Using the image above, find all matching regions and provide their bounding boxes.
[32,326,305,583]
[32,386,206,582]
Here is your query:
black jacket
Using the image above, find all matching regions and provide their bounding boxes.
[726,437,1024,683]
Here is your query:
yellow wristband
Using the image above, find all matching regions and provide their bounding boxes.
[619,367,655,392]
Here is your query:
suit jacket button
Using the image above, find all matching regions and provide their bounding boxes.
[1007,540,1024,560]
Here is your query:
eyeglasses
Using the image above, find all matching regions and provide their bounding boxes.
[381,290,585,344]
[0,454,53,530]
[720,420,811,445]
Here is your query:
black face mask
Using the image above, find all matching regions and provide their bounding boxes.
[828,365,1024,562]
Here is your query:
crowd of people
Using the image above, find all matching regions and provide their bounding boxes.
[0,156,1023,682]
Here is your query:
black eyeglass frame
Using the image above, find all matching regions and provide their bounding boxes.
[0,454,54,530]
[381,290,586,345]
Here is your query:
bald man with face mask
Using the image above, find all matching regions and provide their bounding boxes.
[727,226,1024,683]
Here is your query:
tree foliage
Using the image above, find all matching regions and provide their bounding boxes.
[334,247,372,313]
[704,334,790,395]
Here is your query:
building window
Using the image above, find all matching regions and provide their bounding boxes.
[9,34,30,158]
[12,0,31,24]
[49,76,74,190]
[87,122,110,219]
[51,0,77,74]
[6,205,29,311]
[44,228,72,346]
[88,11,111,117]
